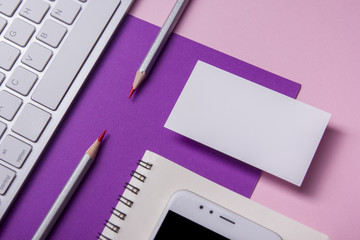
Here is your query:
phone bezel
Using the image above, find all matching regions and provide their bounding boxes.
[150,190,282,240]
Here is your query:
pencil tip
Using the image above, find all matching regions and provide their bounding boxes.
[98,130,106,142]
[129,87,135,99]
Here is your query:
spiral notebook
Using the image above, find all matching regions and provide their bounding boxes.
[97,150,329,240]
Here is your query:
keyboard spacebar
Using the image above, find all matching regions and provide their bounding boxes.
[31,0,121,111]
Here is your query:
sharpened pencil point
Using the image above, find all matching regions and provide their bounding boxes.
[98,130,106,142]
[129,87,135,99]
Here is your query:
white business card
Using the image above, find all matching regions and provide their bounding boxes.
[165,61,331,186]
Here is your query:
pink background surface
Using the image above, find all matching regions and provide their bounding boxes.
[130,1,360,239]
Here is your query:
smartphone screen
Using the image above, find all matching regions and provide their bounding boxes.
[154,210,229,239]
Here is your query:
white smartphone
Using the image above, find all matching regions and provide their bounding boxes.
[149,190,282,240]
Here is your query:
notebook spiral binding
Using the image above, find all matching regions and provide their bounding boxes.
[97,159,153,240]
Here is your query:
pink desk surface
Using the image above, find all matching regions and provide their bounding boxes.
[130,0,359,239]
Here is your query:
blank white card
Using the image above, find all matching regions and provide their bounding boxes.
[165,61,331,186]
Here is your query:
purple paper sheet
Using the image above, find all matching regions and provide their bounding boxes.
[0,16,300,239]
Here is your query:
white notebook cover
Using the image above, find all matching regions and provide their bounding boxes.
[165,61,331,186]
[99,150,329,240]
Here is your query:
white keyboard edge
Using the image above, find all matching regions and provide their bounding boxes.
[0,0,134,222]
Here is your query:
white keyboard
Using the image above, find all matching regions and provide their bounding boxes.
[0,0,133,222]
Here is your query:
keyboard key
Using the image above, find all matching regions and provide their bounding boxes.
[0,41,20,71]
[6,66,38,96]
[32,0,121,111]
[0,121,6,138]
[0,135,31,168]
[37,19,67,48]
[0,71,5,84]
[51,0,81,25]
[0,0,22,17]
[0,16,6,34]
[20,0,50,24]
[12,103,51,142]
[5,18,35,47]
[0,90,22,121]
[21,42,52,71]
[0,163,15,195]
